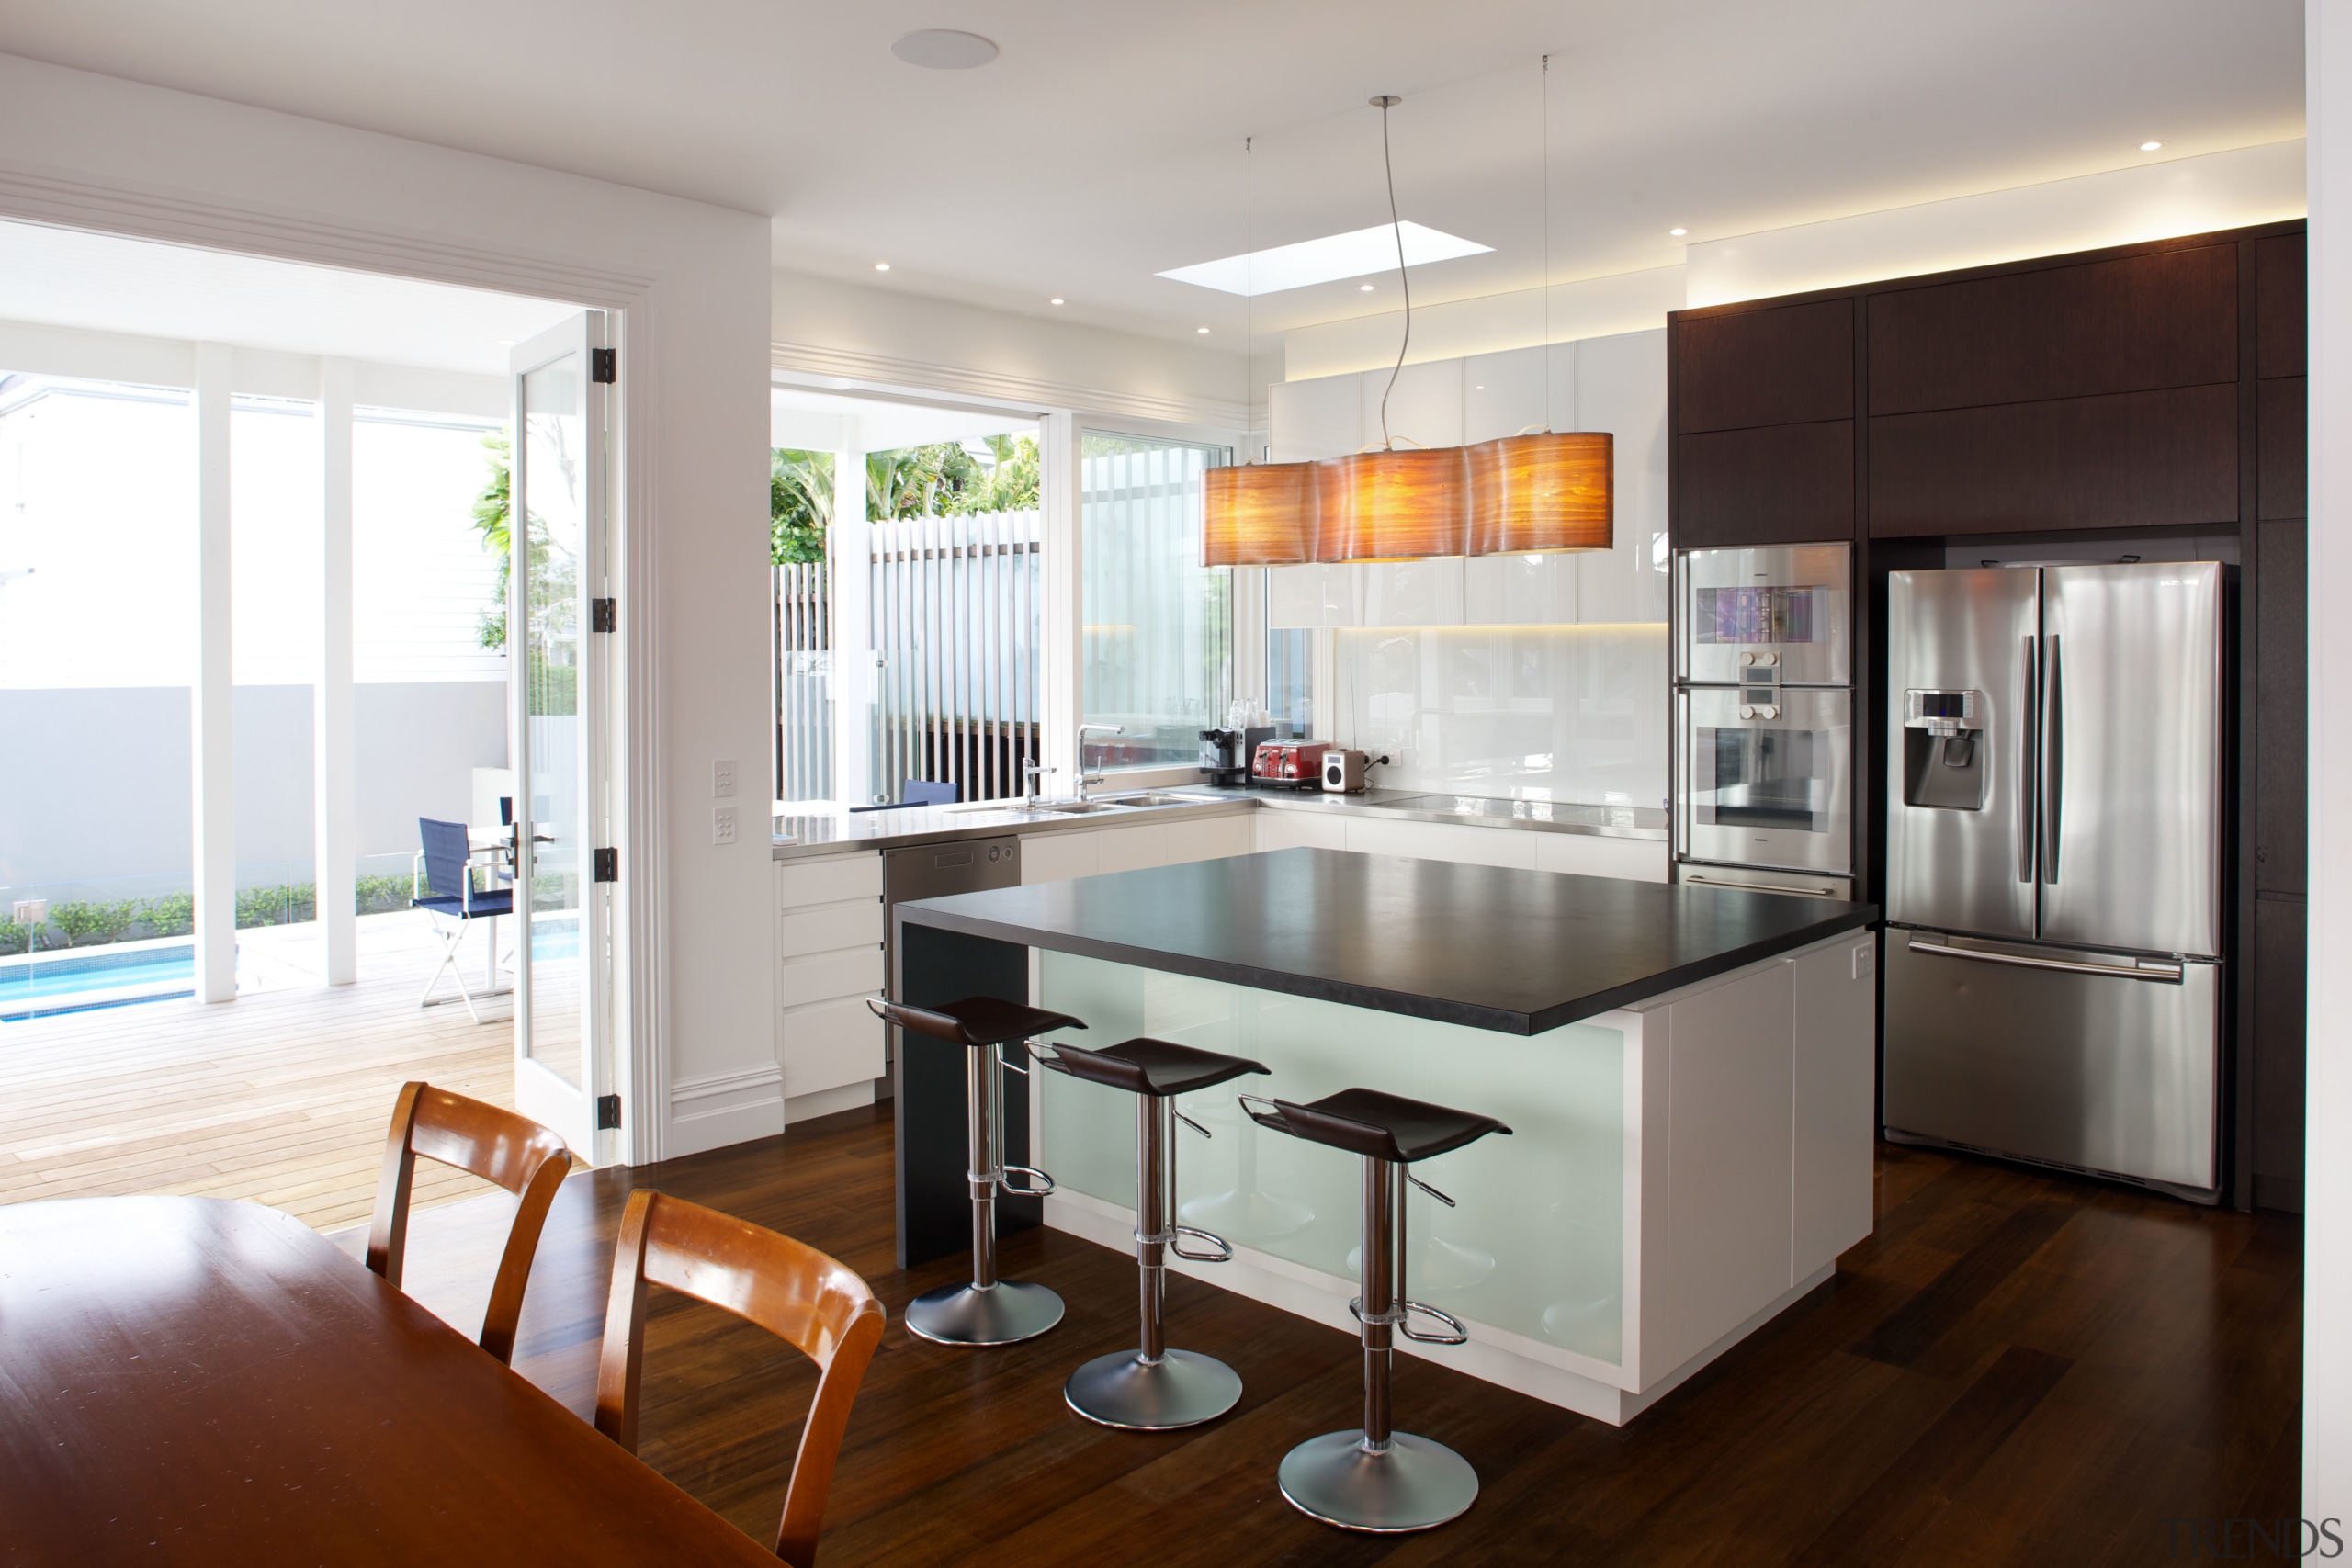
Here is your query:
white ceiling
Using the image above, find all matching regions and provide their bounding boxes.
[0,218,582,374]
[0,1,2304,356]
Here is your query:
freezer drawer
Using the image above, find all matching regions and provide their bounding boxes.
[1677,686,1851,874]
[1676,543,1852,687]
[1883,930,2219,1197]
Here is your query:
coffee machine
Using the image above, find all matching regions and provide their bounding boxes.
[1199,727,1272,787]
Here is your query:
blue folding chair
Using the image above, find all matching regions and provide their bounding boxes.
[413,817,513,1022]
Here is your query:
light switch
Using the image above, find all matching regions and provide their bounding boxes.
[712,806,738,846]
[712,759,738,798]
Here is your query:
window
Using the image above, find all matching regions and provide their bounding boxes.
[1080,432,1232,768]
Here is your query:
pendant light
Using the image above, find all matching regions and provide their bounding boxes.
[1204,73,1613,566]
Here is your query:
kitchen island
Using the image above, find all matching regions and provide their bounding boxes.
[893,847,1877,1425]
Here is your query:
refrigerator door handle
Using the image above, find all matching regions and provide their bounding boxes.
[2041,634,2062,886]
[1904,934,2182,983]
[2017,635,2037,884]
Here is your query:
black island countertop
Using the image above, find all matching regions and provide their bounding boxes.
[897,847,1876,1036]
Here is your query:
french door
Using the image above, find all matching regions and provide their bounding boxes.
[508,313,615,1157]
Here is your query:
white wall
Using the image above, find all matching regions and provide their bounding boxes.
[0,51,775,1164]
[772,267,1250,428]
[2310,0,2346,1522]
[1688,139,2309,308]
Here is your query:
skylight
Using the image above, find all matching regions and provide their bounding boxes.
[1157,221,1493,297]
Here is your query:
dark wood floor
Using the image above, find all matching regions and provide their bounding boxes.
[350,1103,2302,1566]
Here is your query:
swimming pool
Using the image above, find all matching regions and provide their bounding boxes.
[0,944,196,1021]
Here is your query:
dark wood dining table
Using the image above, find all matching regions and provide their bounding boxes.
[0,1196,778,1565]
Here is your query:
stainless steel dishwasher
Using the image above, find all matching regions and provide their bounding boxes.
[881,836,1022,1090]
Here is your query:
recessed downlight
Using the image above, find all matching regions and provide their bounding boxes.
[874,262,891,271]
[1668,227,1689,237]
[1049,297,1065,305]
[1360,283,1375,291]
[891,29,999,70]
[1196,326,1211,333]
[2140,141,2165,152]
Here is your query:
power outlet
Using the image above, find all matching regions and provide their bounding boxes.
[712,758,738,798]
[711,806,738,846]
[1852,942,1875,982]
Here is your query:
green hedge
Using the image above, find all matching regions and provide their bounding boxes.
[6,874,437,953]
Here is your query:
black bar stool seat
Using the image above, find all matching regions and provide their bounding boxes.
[880,996,1084,1048]
[1241,1085,1511,1535]
[1250,1088,1508,1165]
[869,995,1083,1347]
[1038,1036,1268,1431]
[1048,1036,1265,1099]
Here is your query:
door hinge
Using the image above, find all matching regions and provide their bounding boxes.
[595,1093,622,1131]
[594,847,618,883]
[591,346,616,384]
[591,597,617,633]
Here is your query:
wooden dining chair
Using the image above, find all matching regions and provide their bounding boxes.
[365,1080,571,1364]
[594,1189,887,1567]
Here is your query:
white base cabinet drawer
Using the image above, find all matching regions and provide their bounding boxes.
[778,947,883,1008]
[1342,817,1538,870]
[780,994,885,1100]
[776,852,882,908]
[1534,834,1667,883]
[776,899,884,959]
[1253,809,1349,853]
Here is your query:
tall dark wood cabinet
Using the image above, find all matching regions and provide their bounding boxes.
[1668,220,2308,1213]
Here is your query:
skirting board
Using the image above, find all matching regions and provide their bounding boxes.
[665,1063,786,1158]
[786,1080,876,1125]
[1044,1188,1834,1427]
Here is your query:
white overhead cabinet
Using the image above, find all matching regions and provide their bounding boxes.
[1263,329,1668,630]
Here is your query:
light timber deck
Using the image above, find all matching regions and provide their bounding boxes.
[0,911,526,1231]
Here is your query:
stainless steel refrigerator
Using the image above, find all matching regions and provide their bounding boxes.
[1883,562,2226,1203]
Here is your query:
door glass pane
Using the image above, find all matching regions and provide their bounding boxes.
[1080,434,1231,768]
[521,356,582,1087]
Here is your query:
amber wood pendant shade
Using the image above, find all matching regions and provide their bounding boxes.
[1202,432,1612,565]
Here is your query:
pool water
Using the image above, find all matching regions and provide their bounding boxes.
[0,944,196,1021]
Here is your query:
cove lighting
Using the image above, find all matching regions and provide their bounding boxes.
[1158,220,1493,297]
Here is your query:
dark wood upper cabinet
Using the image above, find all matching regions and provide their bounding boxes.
[1674,299,1854,434]
[2257,233,2307,378]
[1675,420,1854,547]
[1869,384,2238,536]
[1868,245,2238,416]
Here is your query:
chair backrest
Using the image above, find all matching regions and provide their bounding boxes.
[595,1189,885,1567]
[366,1081,571,1364]
[417,817,474,904]
[900,779,959,807]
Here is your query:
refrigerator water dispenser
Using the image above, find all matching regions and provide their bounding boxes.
[1901,689,1988,811]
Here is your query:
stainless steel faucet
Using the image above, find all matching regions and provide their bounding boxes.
[1023,761,1056,810]
[1076,724,1124,802]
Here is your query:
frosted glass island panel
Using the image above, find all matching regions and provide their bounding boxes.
[1037,949,1625,1366]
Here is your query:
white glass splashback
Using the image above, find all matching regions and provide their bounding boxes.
[1037,951,1628,1366]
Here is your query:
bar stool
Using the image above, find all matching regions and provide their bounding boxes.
[868,995,1083,1347]
[1035,1036,1270,1429]
[1240,1087,1511,1534]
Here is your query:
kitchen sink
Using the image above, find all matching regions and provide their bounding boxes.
[1027,800,1135,815]
[1098,792,1221,807]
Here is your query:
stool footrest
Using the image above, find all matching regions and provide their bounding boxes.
[1170,1225,1233,1263]
[1000,1163,1056,1197]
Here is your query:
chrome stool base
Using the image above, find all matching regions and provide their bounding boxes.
[1065,1347,1242,1430]
[1277,1430,1479,1534]
[903,1279,1065,1347]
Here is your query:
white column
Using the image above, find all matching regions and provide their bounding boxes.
[830,446,871,807]
[2310,0,2350,1517]
[192,344,235,1004]
[315,358,356,985]
[1040,412,1081,787]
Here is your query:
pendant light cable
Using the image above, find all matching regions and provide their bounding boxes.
[1542,54,1552,434]
[1374,95,1408,451]
[1246,134,1254,462]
